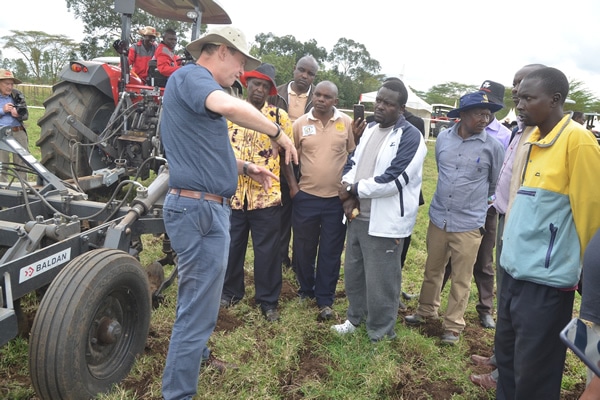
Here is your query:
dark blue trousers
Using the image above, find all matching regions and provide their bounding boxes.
[292,191,346,308]
[495,273,574,400]
[222,206,282,311]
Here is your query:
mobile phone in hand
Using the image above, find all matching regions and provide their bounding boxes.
[560,317,600,377]
[353,104,364,123]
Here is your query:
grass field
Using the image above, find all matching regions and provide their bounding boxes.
[0,108,589,399]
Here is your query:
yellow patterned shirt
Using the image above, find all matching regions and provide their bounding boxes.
[228,102,294,210]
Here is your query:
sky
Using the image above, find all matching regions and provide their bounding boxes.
[2,0,600,102]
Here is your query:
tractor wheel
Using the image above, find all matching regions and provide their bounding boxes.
[29,249,151,400]
[36,81,114,180]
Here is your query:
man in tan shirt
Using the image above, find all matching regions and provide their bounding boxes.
[292,80,355,321]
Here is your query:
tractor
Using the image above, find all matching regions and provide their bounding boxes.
[0,0,231,399]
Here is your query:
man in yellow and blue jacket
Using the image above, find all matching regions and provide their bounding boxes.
[496,67,600,400]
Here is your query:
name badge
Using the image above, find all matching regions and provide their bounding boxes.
[302,125,316,137]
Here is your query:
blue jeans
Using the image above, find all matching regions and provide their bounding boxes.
[161,193,231,400]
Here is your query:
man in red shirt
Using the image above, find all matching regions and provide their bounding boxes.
[154,29,181,79]
[128,26,158,83]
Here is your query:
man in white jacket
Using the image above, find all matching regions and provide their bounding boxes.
[332,78,427,342]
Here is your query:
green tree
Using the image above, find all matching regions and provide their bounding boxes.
[564,79,599,112]
[0,30,80,84]
[327,38,380,80]
[423,82,477,107]
[251,33,327,88]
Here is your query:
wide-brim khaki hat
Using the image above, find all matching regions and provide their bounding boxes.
[186,25,261,71]
[139,26,159,37]
[0,69,22,84]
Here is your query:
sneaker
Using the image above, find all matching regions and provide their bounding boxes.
[405,314,426,325]
[263,308,280,322]
[317,306,334,321]
[440,330,460,345]
[332,320,357,335]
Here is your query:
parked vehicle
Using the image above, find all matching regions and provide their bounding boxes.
[429,103,454,137]
[0,1,231,399]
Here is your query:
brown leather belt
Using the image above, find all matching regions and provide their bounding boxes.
[168,188,230,206]
[11,126,24,132]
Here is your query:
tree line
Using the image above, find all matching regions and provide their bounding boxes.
[1,0,598,115]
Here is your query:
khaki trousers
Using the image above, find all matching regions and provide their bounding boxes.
[0,129,28,182]
[416,221,483,333]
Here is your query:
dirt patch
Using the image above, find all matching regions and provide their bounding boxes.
[215,308,244,333]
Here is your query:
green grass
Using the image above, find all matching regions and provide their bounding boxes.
[0,111,588,399]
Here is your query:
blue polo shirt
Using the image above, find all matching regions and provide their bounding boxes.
[161,63,238,198]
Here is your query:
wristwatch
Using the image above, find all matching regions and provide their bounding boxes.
[346,184,353,194]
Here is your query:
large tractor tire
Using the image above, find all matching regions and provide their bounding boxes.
[36,81,114,180]
[29,249,151,400]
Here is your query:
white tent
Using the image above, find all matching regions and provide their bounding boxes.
[500,108,517,124]
[359,85,433,138]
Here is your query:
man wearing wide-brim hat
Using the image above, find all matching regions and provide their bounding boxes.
[127,26,159,83]
[0,68,29,182]
[160,26,297,400]
[406,91,505,345]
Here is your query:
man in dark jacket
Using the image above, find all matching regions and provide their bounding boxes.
[268,55,319,270]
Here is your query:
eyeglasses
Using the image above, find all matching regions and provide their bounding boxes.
[469,111,492,121]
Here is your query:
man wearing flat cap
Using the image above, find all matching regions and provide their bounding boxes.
[221,63,296,323]
[0,69,28,182]
[406,91,505,345]
[128,26,158,83]
[160,26,297,400]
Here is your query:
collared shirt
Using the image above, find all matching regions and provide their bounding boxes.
[0,94,20,127]
[287,81,310,121]
[494,127,521,215]
[293,107,355,197]
[485,117,512,150]
[228,102,294,210]
[429,123,505,232]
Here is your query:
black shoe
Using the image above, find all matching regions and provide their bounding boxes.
[398,300,408,312]
[220,298,231,308]
[402,291,416,300]
[479,314,496,329]
[317,306,334,321]
[263,308,280,322]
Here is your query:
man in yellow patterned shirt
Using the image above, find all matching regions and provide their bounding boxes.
[221,63,296,321]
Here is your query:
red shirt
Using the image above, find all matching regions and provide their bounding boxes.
[154,42,181,77]
[128,40,157,81]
